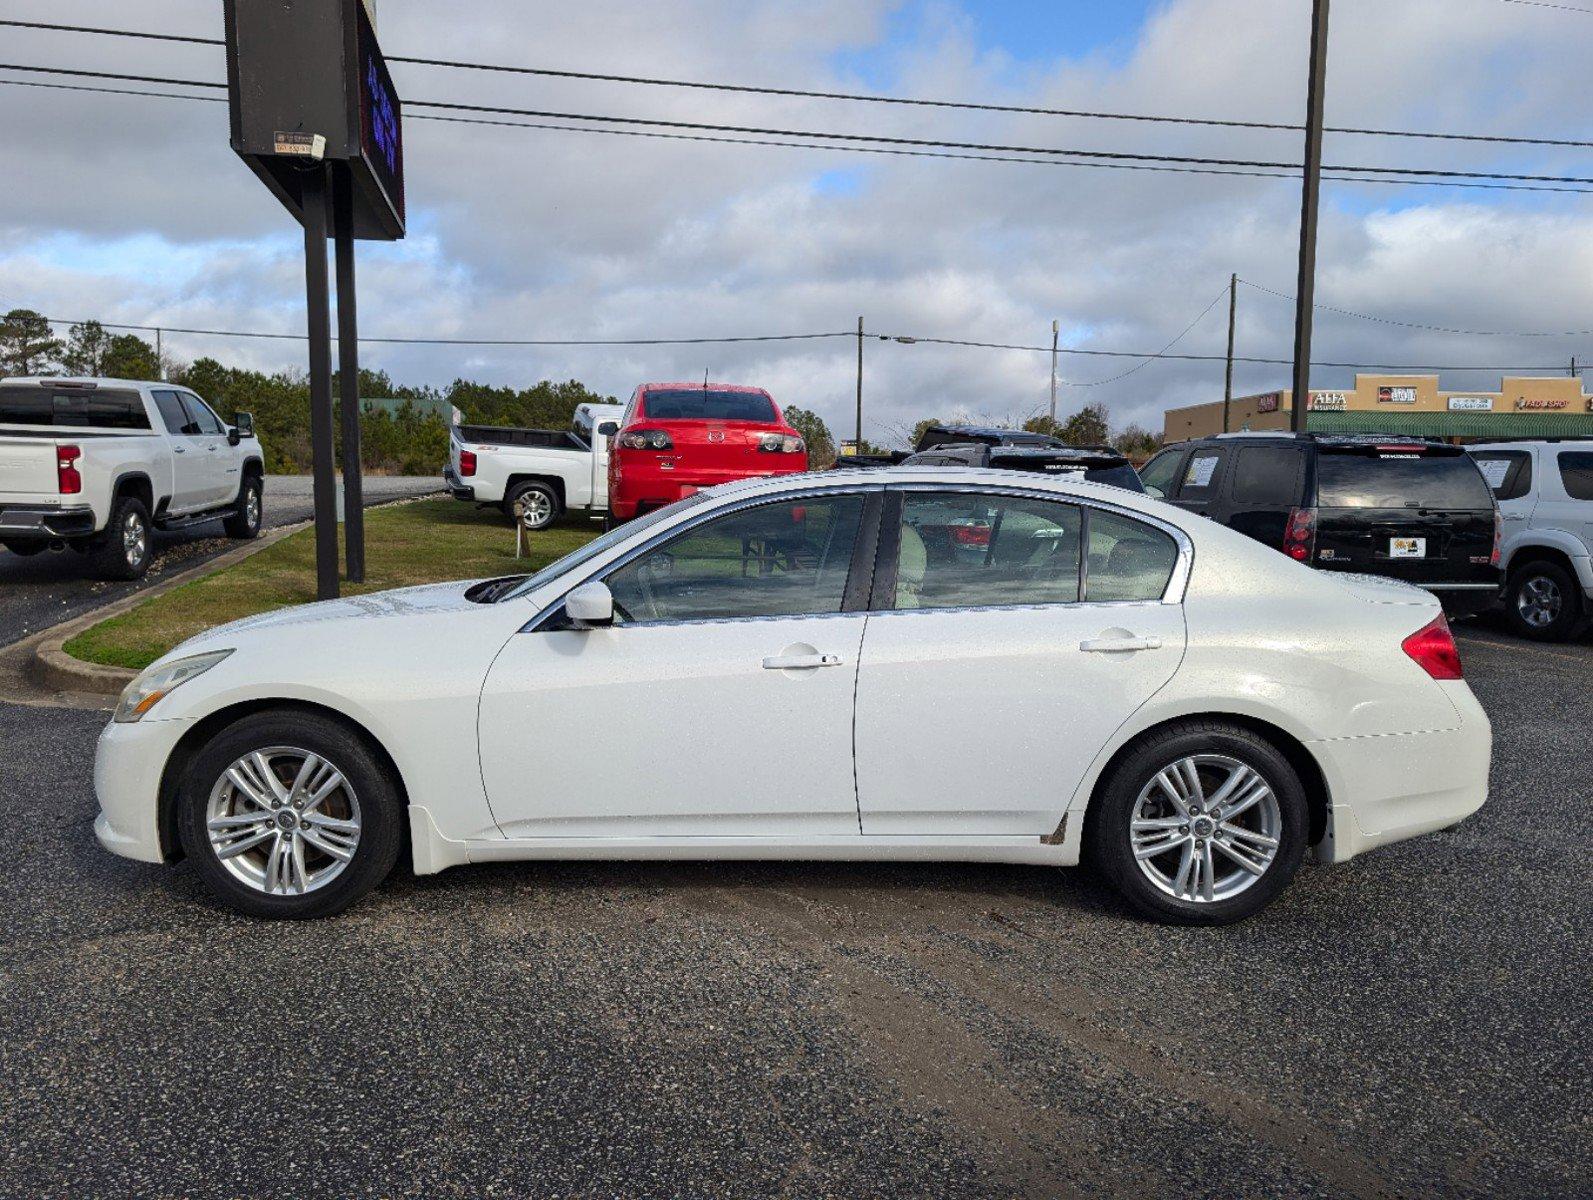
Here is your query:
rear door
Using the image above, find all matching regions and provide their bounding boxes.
[1469,448,1537,545]
[1311,444,1497,586]
[1222,443,1306,549]
[151,390,208,511]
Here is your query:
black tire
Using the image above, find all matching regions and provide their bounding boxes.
[0,539,46,556]
[1504,559,1582,642]
[1088,721,1309,926]
[177,710,403,919]
[94,494,152,580]
[223,471,263,539]
[504,480,560,530]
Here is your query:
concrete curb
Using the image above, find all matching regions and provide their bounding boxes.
[31,518,312,696]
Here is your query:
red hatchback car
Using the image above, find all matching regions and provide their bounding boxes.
[608,382,809,521]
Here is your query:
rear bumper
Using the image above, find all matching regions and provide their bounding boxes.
[441,467,475,502]
[1311,682,1491,865]
[0,503,96,539]
[610,461,808,518]
[1420,581,1503,618]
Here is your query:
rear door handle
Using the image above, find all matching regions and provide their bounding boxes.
[1079,636,1162,653]
[762,653,843,670]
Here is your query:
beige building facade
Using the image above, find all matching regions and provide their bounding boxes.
[1164,374,1593,443]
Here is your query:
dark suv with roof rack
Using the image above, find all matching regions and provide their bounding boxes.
[1137,432,1501,615]
[899,425,1145,491]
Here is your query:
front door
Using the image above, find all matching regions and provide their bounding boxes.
[478,491,876,838]
[177,393,237,507]
[855,489,1187,835]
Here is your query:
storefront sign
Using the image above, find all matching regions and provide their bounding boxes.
[1254,393,1281,413]
[1308,391,1348,411]
[1514,397,1568,410]
[1448,396,1493,411]
[1378,386,1418,405]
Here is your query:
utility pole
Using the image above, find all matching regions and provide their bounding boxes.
[1570,355,1578,378]
[301,165,339,601]
[855,315,864,451]
[155,328,163,381]
[1223,273,1237,433]
[333,164,366,583]
[1290,0,1331,434]
[1048,319,1059,423]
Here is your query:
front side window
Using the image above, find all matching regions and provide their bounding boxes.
[1085,509,1179,602]
[894,492,1082,610]
[605,495,864,623]
[1559,451,1593,501]
[179,394,224,436]
[1137,449,1185,498]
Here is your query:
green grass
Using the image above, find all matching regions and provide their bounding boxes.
[64,499,602,670]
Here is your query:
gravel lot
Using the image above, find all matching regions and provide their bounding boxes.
[0,629,1586,1199]
[0,475,441,647]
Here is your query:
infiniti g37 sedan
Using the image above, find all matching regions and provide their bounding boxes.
[94,468,1491,924]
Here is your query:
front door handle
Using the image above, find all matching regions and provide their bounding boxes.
[173,445,187,454]
[1079,635,1162,653]
[762,652,843,670]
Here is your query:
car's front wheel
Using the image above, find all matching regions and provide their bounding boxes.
[223,473,263,539]
[177,711,403,919]
[1089,721,1308,925]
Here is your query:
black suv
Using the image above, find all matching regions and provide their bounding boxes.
[1137,433,1501,615]
[901,425,1145,492]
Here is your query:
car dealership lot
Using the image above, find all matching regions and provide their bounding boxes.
[0,624,1584,1199]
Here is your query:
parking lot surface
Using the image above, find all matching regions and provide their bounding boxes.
[0,475,440,648]
[0,630,1586,1199]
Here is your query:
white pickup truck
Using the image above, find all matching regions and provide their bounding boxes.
[0,376,263,579]
[443,401,625,529]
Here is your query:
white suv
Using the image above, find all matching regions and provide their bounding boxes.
[1468,441,1593,641]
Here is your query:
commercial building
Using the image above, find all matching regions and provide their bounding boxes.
[1164,374,1593,443]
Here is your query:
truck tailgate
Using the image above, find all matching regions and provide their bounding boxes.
[0,436,58,495]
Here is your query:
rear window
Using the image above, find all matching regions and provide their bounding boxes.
[1316,451,1493,509]
[0,384,150,430]
[641,389,777,422]
[1084,464,1145,491]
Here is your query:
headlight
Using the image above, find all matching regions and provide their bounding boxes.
[113,650,233,723]
[758,434,805,454]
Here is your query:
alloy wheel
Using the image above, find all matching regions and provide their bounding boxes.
[1516,574,1562,628]
[519,491,553,529]
[1129,754,1281,903]
[205,747,362,896]
[245,485,261,532]
[122,510,147,569]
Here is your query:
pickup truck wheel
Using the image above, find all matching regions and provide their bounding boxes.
[505,481,559,530]
[224,474,263,540]
[0,540,45,557]
[95,495,151,580]
[1505,560,1581,642]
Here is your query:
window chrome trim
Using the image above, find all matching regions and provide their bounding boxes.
[523,482,886,633]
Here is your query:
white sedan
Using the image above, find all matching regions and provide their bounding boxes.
[94,468,1491,924]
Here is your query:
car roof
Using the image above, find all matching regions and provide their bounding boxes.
[3,376,163,389]
[706,465,1170,514]
[636,382,772,394]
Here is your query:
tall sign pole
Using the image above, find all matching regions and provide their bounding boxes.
[302,166,340,600]
[1290,0,1331,434]
[855,315,864,450]
[1048,319,1059,423]
[334,165,366,583]
[1223,272,1237,433]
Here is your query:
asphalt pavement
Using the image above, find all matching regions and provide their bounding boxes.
[0,475,441,648]
[0,626,1586,1198]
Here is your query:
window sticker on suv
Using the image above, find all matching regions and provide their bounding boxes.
[1184,454,1219,489]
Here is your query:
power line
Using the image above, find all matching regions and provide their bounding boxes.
[1066,288,1232,386]
[4,17,1590,150]
[4,62,1592,193]
[1495,0,1593,13]
[1237,278,1593,336]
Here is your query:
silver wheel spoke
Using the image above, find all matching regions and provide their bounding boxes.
[299,826,356,862]
[1172,842,1195,895]
[1217,783,1269,823]
[287,753,323,806]
[1213,837,1270,876]
[1133,833,1184,860]
[1221,824,1278,849]
[213,826,275,860]
[1153,769,1190,816]
[226,763,275,811]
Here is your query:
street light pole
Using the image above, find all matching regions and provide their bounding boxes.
[1290,0,1331,434]
[855,315,864,451]
[1223,272,1237,433]
[1048,319,1059,423]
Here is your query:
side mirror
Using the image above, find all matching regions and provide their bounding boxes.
[1143,485,1165,499]
[564,581,614,627]
[598,421,619,437]
[233,412,255,438]
[227,427,242,447]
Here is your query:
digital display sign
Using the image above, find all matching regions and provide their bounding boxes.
[356,1,404,226]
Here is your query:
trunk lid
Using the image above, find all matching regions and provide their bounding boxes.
[0,436,60,496]
[653,418,778,472]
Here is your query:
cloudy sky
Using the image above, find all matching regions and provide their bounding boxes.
[1,0,1590,444]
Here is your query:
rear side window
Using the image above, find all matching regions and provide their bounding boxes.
[1137,449,1184,498]
[1559,452,1593,501]
[1316,452,1494,509]
[0,384,150,430]
[895,492,1082,609]
[1230,446,1304,506]
[640,389,777,422]
[1085,510,1179,602]
[154,390,195,435]
[1470,451,1533,501]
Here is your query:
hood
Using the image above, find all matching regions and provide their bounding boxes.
[1327,572,1437,606]
[202,578,489,639]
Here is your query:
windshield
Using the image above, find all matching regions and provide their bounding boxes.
[641,389,777,422]
[1316,452,1493,509]
[496,492,713,602]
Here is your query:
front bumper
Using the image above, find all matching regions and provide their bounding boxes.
[93,716,194,864]
[0,504,96,539]
[441,467,475,502]
[1311,681,1491,864]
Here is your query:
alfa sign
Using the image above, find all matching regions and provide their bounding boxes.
[1308,391,1348,411]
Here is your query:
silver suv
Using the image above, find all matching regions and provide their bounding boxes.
[1468,441,1593,641]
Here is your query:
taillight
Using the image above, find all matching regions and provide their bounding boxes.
[619,429,674,451]
[1402,613,1463,680]
[952,525,991,547]
[57,444,82,495]
[1283,506,1316,562]
[1490,509,1502,568]
[459,449,477,477]
[758,433,805,454]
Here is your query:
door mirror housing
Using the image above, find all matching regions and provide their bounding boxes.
[564,581,615,627]
[597,421,619,437]
[232,412,255,439]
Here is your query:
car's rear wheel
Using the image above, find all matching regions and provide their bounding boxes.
[1089,721,1308,925]
[1505,559,1581,642]
[177,711,402,919]
[94,495,151,580]
[505,480,559,530]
